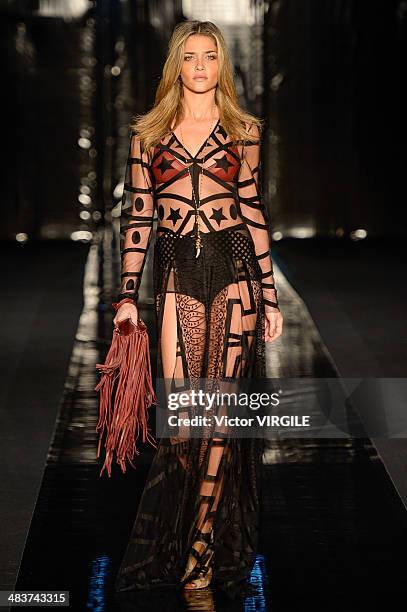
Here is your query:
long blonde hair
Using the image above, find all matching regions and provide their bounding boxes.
[130,20,263,151]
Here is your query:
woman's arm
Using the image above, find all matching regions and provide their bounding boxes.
[116,132,155,305]
[237,122,280,314]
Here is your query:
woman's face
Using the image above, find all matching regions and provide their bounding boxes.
[179,34,218,94]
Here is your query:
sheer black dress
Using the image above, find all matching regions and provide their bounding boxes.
[114,119,280,598]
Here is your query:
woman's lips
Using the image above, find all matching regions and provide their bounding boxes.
[193,76,207,80]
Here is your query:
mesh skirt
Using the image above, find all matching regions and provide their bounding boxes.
[115,226,266,598]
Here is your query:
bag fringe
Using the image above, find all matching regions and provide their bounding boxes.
[95,321,158,477]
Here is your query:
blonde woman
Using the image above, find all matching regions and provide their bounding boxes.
[113,20,283,597]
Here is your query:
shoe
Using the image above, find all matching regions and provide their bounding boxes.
[181,533,214,589]
[183,566,213,590]
[181,539,206,583]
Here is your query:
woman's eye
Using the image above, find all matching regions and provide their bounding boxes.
[183,55,217,62]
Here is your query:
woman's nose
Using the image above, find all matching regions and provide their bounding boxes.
[195,57,204,70]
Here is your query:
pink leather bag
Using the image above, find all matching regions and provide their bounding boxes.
[95,301,157,477]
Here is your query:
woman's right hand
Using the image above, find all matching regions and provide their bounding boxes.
[113,302,139,329]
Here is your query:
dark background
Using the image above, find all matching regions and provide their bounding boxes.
[1,0,406,241]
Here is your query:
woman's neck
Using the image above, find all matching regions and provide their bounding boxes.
[181,88,218,121]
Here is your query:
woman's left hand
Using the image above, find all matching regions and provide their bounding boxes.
[265,310,283,342]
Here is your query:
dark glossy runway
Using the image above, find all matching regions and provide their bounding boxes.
[6,230,406,612]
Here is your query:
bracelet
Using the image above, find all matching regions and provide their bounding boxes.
[112,297,137,312]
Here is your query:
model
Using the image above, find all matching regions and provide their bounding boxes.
[113,20,283,597]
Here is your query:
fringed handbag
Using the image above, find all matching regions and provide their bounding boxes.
[95,300,157,477]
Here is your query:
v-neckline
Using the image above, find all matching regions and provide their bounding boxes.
[171,118,220,160]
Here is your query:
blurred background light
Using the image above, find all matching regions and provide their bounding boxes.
[113,181,124,200]
[182,0,257,25]
[15,232,29,243]
[36,0,90,19]
[350,228,368,240]
[78,194,92,205]
[288,226,316,239]
[78,137,91,149]
[71,230,93,241]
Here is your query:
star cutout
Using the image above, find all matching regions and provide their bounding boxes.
[210,207,227,226]
[166,207,183,225]
[157,156,174,175]
[214,155,234,172]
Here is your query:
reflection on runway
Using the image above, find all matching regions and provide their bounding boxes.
[266,265,339,378]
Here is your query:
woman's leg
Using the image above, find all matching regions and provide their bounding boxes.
[184,279,260,586]
[160,276,207,467]
[182,285,234,586]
